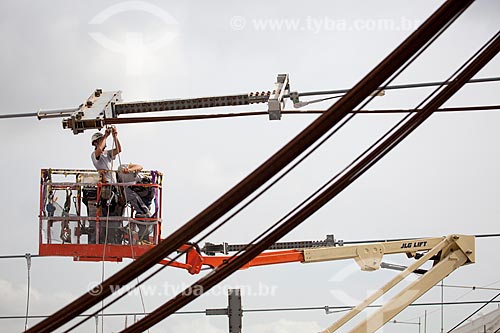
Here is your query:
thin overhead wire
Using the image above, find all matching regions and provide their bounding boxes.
[50,112,360,329]
[404,279,500,323]
[446,292,500,332]
[97,17,465,329]
[182,28,498,333]
[24,253,31,332]
[10,232,500,330]
[290,76,500,98]
[119,4,484,333]
[205,0,468,292]
[188,0,463,267]
[3,300,500,321]
[442,285,500,292]
[65,8,454,330]
[2,5,496,333]
[217,11,498,332]
[1,78,499,121]
[23,2,483,332]
[1,233,498,263]
[0,255,41,259]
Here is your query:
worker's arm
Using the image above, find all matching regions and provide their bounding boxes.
[123,163,143,173]
[110,127,122,157]
[94,128,111,158]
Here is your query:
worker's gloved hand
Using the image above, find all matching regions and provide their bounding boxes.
[111,126,118,137]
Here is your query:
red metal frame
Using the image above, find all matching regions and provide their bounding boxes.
[39,169,309,275]
[39,169,165,261]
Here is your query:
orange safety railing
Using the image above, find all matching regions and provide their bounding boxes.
[39,168,163,262]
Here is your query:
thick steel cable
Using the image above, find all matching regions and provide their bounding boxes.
[120,24,498,333]
[118,4,484,332]
[62,89,359,333]
[25,2,474,332]
[145,29,500,330]
[96,1,484,330]
[34,89,446,333]
[186,0,469,282]
[189,0,465,262]
[115,23,454,327]
[104,105,500,124]
[57,117,361,332]
[350,29,500,186]
[68,6,466,330]
[113,20,455,286]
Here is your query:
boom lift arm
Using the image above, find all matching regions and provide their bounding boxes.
[320,234,475,333]
[186,234,474,333]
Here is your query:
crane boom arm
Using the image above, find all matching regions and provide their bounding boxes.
[194,236,456,272]
[322,234,474,333]
[187,235,474,333]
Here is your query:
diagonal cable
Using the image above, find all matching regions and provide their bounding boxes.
[25,1,475,332]
[120,25,499,333]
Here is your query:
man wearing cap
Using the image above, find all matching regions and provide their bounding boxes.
[91,126,121,183]
[88,126,123,244]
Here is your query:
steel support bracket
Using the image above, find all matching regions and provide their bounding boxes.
[62,89,121,134]
[268,74,289,120]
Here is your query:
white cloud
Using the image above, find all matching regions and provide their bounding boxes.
[0,279,36,312]
[0,278,76,316]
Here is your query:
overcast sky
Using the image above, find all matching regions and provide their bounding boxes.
[0,1,499,332]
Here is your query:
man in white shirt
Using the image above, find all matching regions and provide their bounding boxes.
[118,163,154,243]
[117,163,151,217]
[90,126,121,183]
[89,126,123,244]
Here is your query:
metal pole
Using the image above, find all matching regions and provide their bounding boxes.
[424,310,427,333]
[441,279,444,333]
[206,289,243,333]
[228,289,243,333]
